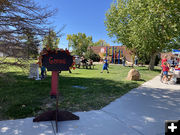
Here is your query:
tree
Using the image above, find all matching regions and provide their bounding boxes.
[85,48,100,62]
[43,29,60,50]
[94,40,110,46]
[21,28,40,58]
[105,0,180,70]
[67,33,93,56]
[0,0,57,58]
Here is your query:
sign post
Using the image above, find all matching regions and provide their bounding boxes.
[33,49,79,133]
[51,71,59,97]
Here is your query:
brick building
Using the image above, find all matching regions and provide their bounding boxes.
[90,45,133,63]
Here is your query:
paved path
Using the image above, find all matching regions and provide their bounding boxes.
[0,76,180,135]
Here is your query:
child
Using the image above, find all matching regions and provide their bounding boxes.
[161,55,167,66]
[162,62,169,84]
[38,48,47,79]
[101,57,109,73]
[41,66,46,79]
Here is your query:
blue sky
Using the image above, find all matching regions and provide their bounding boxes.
[38,0,120,49]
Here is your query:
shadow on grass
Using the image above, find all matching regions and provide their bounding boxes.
[77,68,99,70]
[138,68,161,73]
[0,72,141,120]
[1,62,27,68]
[137,79,146,82]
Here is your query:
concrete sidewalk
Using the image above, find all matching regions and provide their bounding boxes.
[0,76,180,135]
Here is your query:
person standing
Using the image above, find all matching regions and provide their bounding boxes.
[38,48,47,80]
[159,55,168,82]
[75,56,80,68]
[161,55,168,67]
[172,58,175,67]
[41,66,46,79]
[135,55,138,65]
[174,58,178,66]
[101,57,109,73]
[162,62,170,84]
[122,56,126,66]
[81,56,88,69]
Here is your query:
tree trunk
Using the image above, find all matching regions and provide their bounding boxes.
[148,53,157,70]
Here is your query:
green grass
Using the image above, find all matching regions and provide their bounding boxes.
[0,58,161,120]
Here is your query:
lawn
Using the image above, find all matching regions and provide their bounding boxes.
[0,58,161,120]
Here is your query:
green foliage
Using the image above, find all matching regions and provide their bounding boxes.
[67,33,93,56]
[20,29,40,59]
[105,0,180,70]
[85,49,100,62]
[43,30,60,49]
[137,53,150,64]
[94,40,110,46]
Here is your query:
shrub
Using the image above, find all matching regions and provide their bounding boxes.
[85,49,100,62]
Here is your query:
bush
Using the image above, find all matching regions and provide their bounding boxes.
[138,53,160,65]
[85,49,100,62]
